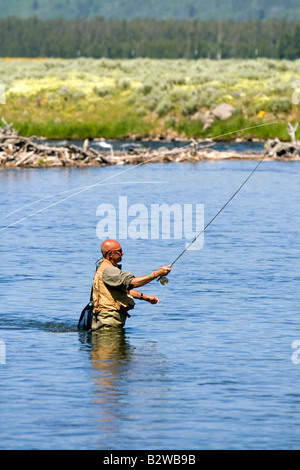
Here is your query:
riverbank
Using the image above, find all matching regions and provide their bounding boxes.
[1,120,299,169]
[1,58,300,141]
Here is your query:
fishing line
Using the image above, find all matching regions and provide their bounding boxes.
[0,120,275,233]
[0,180,165,222]
[0,180,166,232]
[138,279,169,327]
[157,148,269,285]
[202,121,277,140]
[0,142,178,231]
[0,184,91,222]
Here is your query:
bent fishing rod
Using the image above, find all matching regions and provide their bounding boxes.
[157,148,269,285]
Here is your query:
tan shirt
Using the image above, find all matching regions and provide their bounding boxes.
[102,264,135,291]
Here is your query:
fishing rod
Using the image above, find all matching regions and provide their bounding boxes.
[157,148,269,285]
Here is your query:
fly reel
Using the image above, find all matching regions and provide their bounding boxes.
[159,276,169,285]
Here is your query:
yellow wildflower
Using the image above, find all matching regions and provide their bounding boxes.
[257,110,265,118]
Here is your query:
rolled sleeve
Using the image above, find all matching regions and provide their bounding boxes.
[103,266,135,291]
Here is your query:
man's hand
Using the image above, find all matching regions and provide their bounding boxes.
[156,265,172,277]
[130,265,172,289]
[144,295,159,304]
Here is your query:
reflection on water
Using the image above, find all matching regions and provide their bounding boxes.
[87,329,133,438]
[83,327,171,447]
[90,328,132,384]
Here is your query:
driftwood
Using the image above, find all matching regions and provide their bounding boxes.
[263,122,300,159]
[0,119,299,169]
[0,119,113,168]
[287,123,298,145]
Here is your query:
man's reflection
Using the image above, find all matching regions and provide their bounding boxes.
[78,327,168,444]
[89,328,133,397]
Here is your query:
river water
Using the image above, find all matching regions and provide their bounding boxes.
[0,144,299,450]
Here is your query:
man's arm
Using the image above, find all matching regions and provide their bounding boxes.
[102,265,171,305]
[103,267,134,290]
[129,265,171,289]
[129,289,159,304]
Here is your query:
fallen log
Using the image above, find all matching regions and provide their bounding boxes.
[0,119,299,170]
[265,137,300,159]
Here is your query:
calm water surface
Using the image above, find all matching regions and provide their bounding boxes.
[0,154,299,449]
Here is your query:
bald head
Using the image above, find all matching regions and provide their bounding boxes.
[101,239,122,258]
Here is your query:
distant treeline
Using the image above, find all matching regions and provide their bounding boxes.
[0,16,300,59]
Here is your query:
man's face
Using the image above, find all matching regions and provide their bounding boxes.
[108,244,123,264]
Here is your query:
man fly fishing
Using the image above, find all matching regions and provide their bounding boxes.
[89,239,171,330]
[79,148,268,332]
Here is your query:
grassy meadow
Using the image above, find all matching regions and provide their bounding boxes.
[1,57,300,141]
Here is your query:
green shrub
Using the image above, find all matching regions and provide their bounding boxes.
[116,77,131,90]
[271,97,292,114]
[156,99,173,116]
[93,86,114,97]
